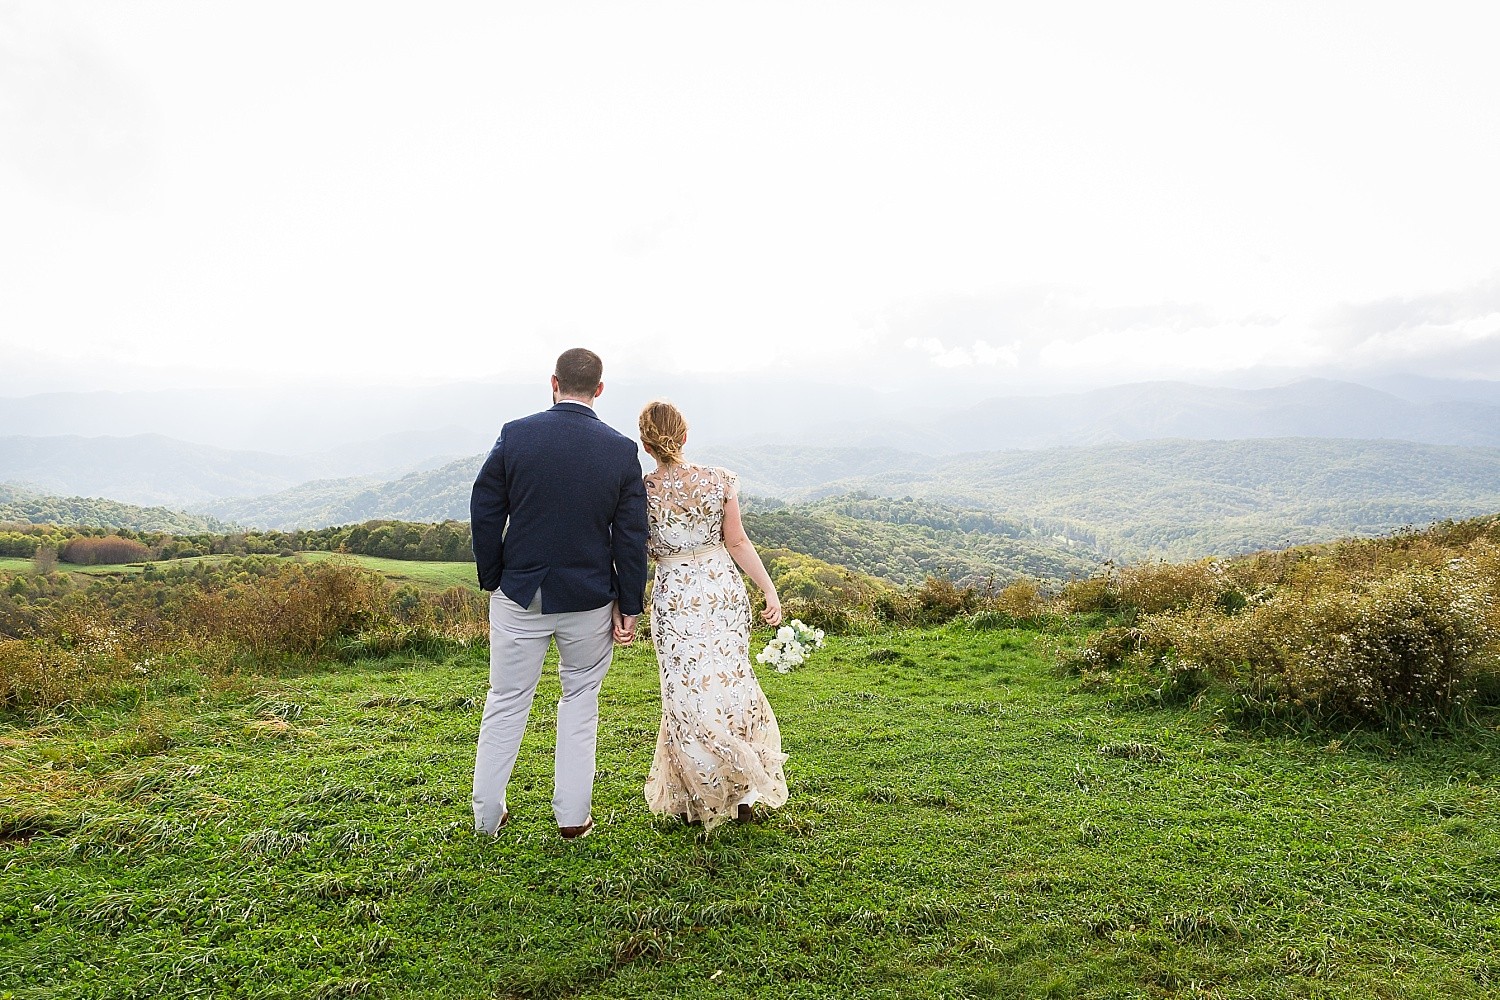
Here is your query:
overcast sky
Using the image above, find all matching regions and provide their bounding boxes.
[3,1,1498,396]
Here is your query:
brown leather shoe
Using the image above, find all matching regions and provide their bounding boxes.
[476,810,510,836]
[559,817,594,841]
[736,804,754,824]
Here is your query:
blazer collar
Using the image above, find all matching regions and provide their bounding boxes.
[550,400,599,419]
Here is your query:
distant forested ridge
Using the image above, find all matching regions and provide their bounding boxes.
[715,438,1500,560]
[14,434,1500,569]
[743,496,1099,585]
[196,458,476,530]
[0,484,230,534]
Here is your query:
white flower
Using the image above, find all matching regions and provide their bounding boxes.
[757,620,826,674]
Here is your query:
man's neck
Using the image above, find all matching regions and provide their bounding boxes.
[554,396,594,408]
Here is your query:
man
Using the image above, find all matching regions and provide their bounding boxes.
[469,348,648,840]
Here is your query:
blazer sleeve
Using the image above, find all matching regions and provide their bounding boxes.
[610,450,649,617]
[469,435,509,592]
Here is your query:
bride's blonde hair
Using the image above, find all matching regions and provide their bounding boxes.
[639,400,688,465]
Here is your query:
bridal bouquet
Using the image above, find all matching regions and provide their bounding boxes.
[756,619,826,673]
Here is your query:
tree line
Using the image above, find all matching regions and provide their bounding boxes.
[0,520,475,566]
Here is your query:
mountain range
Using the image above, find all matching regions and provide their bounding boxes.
[2,375,1499,477]
[5,376,1500,564]
[186,437,1500,562]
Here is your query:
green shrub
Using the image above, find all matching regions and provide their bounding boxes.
[993,577,1046,619]
[0,638,130,711]
[1072,560,1497,731]
[1118,559,1241,614]
[912,576,979,624]
[0,557,481,712]
[1060,573,1122,614]
[185,562,396,657]
[1277,568,1488,726]
[966,610,1021,631]
[780,598,854,635]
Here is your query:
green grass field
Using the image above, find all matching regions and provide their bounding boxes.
[297,552,479,592]
[2,624,1496,999]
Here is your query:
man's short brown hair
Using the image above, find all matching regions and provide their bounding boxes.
[554,348,604,396]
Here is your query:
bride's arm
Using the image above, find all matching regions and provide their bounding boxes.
[721,494,782,626]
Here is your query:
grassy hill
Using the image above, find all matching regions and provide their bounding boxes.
[3,513,1498,995]
[4,627,1497,998]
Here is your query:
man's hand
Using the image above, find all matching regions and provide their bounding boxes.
[612,605,639,645]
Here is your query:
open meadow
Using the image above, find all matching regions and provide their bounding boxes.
[3,619,1498,999]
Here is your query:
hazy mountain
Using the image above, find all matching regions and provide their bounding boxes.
[189,438,1500,562]
[0,434,331,506]
[0,379,882,456]
[766,438,1500,560]
[4,376,1498,459]
[0,385,524,456]
[9,376,1500,536]
[698,447,938,498]
[0,432,466,507]
[832,379,1500,453]
[196,457,481,529]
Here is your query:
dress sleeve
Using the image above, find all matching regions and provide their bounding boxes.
[720,467,739,502]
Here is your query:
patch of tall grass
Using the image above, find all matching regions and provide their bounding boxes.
[1062,518,1500,732]
[0,557,486,713]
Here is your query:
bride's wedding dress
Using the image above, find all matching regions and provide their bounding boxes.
[643,464,788,829]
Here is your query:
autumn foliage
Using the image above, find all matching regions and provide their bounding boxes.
[59,535,152,565]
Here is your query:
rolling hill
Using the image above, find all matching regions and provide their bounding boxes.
[768,438,1500,559]
[187,437,1500,564]
[743,496,1099,584]
[196,457,480,530]
[0,484,231,534]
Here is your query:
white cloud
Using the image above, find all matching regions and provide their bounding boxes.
[2,2,1499,394]
[903,337,1020,369]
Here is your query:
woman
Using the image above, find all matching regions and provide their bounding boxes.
[635,400,789,830]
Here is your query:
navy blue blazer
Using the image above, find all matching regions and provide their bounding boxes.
[470,402,649,615]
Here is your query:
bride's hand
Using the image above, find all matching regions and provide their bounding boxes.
[612,604,638,645]
[760,592,782,627]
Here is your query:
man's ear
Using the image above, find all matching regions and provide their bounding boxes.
[551,375,561,393]
[594,381,605,398]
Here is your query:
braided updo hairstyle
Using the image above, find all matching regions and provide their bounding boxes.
[639,400,688,465]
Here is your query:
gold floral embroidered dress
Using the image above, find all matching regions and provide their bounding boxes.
[643,464,788,829]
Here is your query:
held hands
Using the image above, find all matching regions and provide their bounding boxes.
[760,591,782,627]
[612,604,639,645]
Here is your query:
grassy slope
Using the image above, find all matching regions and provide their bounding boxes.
[2,628,1496,999]
[296,552,478,592]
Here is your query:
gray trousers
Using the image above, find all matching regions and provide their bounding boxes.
[472,590,615,833]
